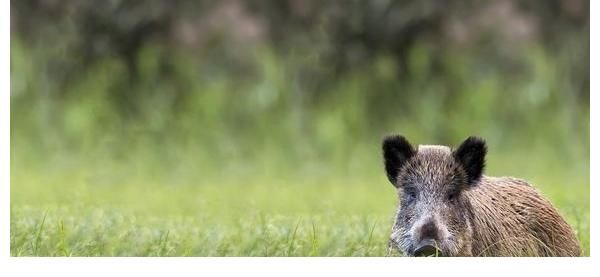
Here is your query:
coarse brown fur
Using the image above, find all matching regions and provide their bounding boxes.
[383,135,581,257]
[466,176,581,256]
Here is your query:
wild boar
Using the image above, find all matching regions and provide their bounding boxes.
[382,135,581,256]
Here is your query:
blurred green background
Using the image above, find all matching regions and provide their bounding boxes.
[10,0,589,256]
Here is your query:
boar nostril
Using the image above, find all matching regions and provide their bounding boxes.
[413,239,442,257]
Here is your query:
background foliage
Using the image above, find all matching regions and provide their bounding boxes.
[10,0,589,256]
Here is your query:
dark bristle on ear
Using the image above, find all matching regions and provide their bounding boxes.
[382,135,415,187]
[453,136,487,186]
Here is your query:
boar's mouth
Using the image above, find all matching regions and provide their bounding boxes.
[412,239,444,257]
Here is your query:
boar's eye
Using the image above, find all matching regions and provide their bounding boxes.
[404,188,417,203]
[447,190,459,203]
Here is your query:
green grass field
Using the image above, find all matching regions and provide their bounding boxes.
[10,146,589,256]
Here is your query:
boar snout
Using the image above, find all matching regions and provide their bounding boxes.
[414,239,442,257]
[412,218,445,256]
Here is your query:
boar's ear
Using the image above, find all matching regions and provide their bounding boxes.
[453,136,487,186]
[382,135,415,187]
